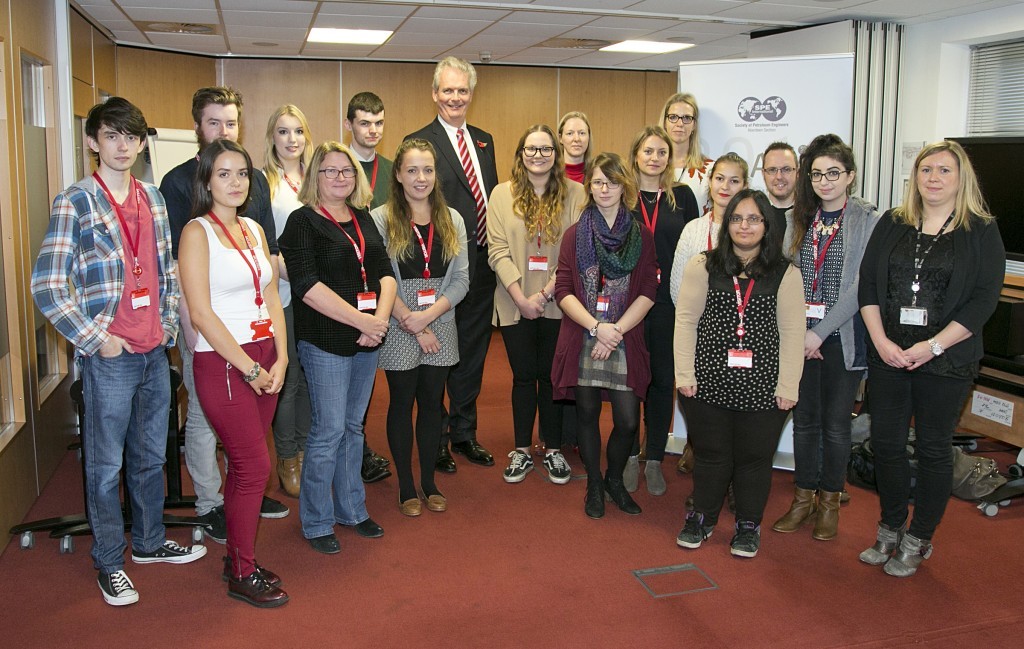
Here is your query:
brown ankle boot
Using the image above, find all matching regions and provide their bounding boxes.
[677,442,695,474]
[277,456,301,498]
[771,486,817,533]
[812,490,842,540]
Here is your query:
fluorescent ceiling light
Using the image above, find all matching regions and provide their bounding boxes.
[600,40,693,54]
[307,28,392,45]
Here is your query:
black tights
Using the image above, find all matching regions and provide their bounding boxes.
[574,386,640,483]
[385,364,449,502]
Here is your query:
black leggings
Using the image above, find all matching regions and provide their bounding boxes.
[385,364,450,502]
[575,386,640,483]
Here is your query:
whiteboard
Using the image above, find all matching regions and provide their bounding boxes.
[131,127,197,187]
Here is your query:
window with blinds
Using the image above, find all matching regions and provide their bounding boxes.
[968,39,1024,135]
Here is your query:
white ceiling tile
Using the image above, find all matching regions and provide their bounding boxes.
[146,32,227,51]
[120,0,216,8]
[312,14,405,30]
[228,44,304,55]
[713,3,837,21]
[625,0,747,12]
[222,10,313,29]
[528,0,637,8]
[76,5,129,22]
[123,8,221,22]
[112,31,148,42]
[225,25,309,39]
[413,7,511,20]
[219,0,317,10]
[481,21,577,39]
[502,11,596,26]
[317,2,417,17]
[558,25,658,40]
[586,16,688,30]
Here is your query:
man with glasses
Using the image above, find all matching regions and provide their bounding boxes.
[406,57,499,474]
[761,141,798,235]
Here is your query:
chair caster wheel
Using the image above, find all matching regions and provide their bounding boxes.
[20,531,34,550]
[59,535,74,554]
[192,526,204,544]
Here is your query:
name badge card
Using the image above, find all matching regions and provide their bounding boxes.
[805,302,825,319]
[900,306,928,326]
[417,289,436,306]
[528,256,548,271]
[596,296,610,313]
[357,291,378,312]
[250,318,274,341]
[656,268,661,285]
[130,287,151,310]
[727,349,753,368]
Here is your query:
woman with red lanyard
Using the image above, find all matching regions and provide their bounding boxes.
[279,141,396,554]
[179,139,289,607]
[623,125,699,496]
[488,125,586,486]
[262,104,312,498]
[369,139,468,516]
[772,134,879,541]
[674,189,804,559]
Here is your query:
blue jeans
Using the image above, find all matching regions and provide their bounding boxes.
[81,346,170,573]
[297,341,378,538]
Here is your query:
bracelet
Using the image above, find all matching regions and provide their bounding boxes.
[242,362,261,383]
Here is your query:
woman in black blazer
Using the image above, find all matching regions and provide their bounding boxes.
[857,140,1004,578]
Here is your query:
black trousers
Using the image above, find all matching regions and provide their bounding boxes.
[385,364,450,501]
[500,317,563,449]
[633,301,675,461]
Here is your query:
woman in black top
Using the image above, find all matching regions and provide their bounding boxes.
[625,125,699,496]
[279,141,396,555]
[857,140,1004,577]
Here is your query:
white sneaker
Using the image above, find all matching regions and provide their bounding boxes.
[131,539,207,565]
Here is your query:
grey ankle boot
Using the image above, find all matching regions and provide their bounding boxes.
[645,460,666,496]
[859,522,904,566]
[623,455,640,493]
[883,533,933,577]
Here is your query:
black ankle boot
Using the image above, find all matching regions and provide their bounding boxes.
[605,477,642,515]
[584,479,605,519]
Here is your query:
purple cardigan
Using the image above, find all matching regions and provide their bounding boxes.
[551,222,658,400]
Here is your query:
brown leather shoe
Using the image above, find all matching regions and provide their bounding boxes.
[425,494,447,512]
[277,456,301,498]
[399,498,422,517]
[228,571,289,608]
[221,555,282,587]
[772,486,817,533]
[677,442,695,474]
[813,490,842,541]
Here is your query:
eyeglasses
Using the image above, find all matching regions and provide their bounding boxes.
[590,179,622,190]
[665,114,695,125]
[728,215,765,225]
[764,166,795,176]
[523,146,555,158]
[319,167,357,179]
[809,169,850,183]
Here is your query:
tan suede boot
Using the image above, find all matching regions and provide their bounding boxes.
[812,490,842,540]
[277,456,301,498]
[771,486,817,533]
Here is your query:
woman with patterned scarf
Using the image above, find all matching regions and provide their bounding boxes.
[551,152,658,520]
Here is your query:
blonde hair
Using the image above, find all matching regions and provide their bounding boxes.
[557,111,593,170]
[298,141,372,210]
[892,140,993,231]
[382,139,461,263]
[263,104,312,201]
[510,125,569,245]
[629,125,677,210]
[661,92,705,170]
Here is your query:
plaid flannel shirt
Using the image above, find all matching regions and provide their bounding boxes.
[31,176,179,356]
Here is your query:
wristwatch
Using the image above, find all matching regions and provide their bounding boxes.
[589,323,600,338]
[927,338,944,356]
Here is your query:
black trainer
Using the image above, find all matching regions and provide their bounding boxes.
[197,505,227,544]
[730,520,761,558]
[677,511,714,549]
[132,539,207,564]
[98,569,139,606]
[260,495,290,519]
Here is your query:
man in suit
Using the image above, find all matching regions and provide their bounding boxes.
[405,57,497,472]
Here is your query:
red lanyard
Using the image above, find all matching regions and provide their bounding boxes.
[638,189,662,233]
[411,220,435,279]
[206,211,265,312]
[321,205,368,291]
[706,212,715,251]
[283,171,301,195]
[368,156,379,192]
[809,202,846,296]
[732,275,755,347]
[93,173,146,284]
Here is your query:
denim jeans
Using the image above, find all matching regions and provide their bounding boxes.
[792,336,863,492]
[179,336,224,516]
[271,304,310,459]
[298,341,378,538]
[81,346,170,573]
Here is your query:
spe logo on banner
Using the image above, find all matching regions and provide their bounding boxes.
[737,96,787,122]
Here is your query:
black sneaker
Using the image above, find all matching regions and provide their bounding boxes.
[730,520,761,558]
[132,539,207,565]
[197,505,227,544]
[676,511,714,549]
[98,569,139,606]
[542,451,571,485]
[502,449,534,483]
[260,496,290,519]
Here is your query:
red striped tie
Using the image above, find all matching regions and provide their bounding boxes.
[457,129,487,246]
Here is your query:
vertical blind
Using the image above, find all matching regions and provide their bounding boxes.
[968,39,1024,135]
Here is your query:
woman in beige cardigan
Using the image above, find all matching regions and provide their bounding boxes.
[488,124,586,486]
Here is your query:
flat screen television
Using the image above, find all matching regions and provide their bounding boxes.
[948,136,1024,263]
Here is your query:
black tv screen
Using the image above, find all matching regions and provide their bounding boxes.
[948,136,1024,262]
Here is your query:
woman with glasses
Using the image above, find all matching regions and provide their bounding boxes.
[279,141,396,555]
[489,125,587,486]
[772,134,879,541]
[371,139,468,516]
[623,125,700,495]
[557,112,592,184]
[262,104,313,499]
[674,189,804,559]
[662,93,714,212]
[552,152,658,519]
[858,141,1003,577]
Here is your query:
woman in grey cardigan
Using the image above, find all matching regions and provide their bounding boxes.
[371,139,469,517]
[772,134,879,540]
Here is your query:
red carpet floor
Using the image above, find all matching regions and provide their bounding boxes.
[2,333,1022,648]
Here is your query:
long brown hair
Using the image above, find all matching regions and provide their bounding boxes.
[382,139,460,262]
[790,133,857,257]
[510,124,569,245]
[629,125,677,210]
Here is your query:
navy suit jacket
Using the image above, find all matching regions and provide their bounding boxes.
[405,118,498,275]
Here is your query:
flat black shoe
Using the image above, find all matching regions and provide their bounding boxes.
[370,451,390,467]
[605,477,642,515]
[452,440,495,466]
[361,455,392,483]
[584,479,605,519]
[308,533,340,554]
[436,446,457,474]
[259,496,290,519]
[352,518,384,538]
